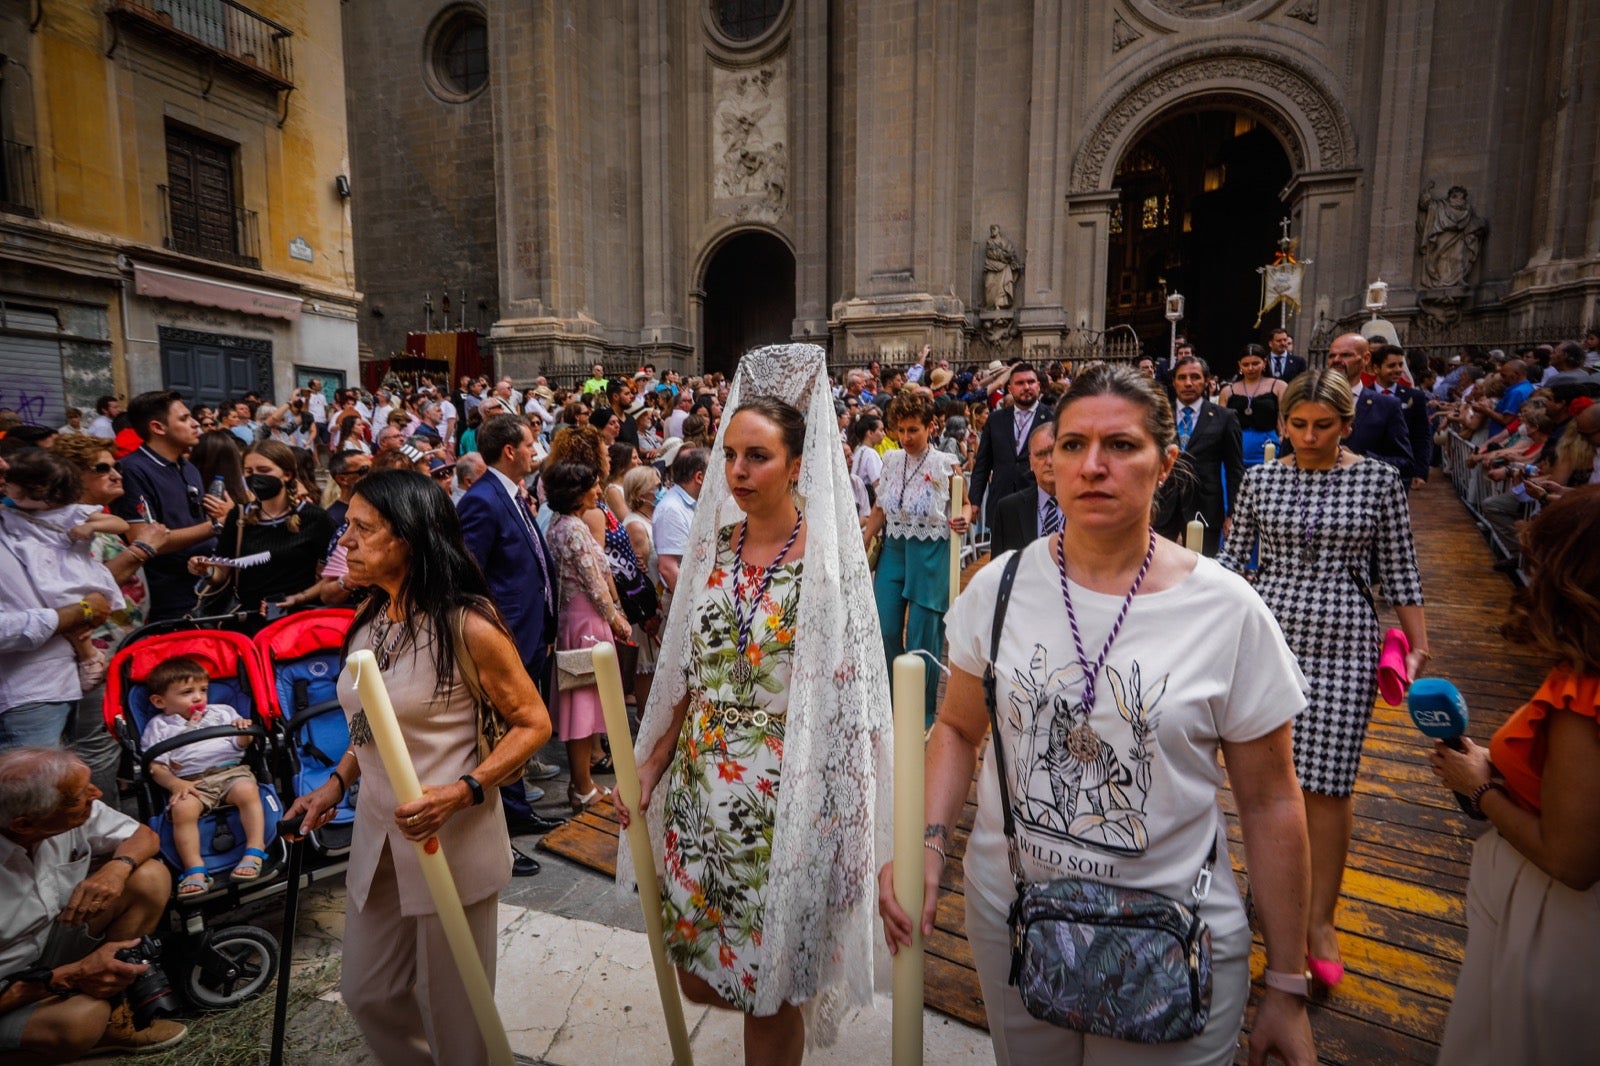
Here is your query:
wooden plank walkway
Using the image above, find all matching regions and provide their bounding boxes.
[539,480,1545,1063]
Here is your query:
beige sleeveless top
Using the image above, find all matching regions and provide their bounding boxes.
[338,614,511,916]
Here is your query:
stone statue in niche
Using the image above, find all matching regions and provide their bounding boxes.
[983,225,1023,310]
[1416,181,1488,289]
[713,63,787,220]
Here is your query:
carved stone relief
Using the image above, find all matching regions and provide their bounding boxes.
[1286,0,1319,25]
[1112,12,1144,52]
[712,60,788,222]
[1145,0,1255,17]
[1070,48,1355,192]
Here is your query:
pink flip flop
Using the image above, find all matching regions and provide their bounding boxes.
[1378,628,1411,706]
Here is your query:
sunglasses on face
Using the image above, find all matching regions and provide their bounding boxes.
[90,461,122,475]
[199,420,218,429]
[431,468,454,480]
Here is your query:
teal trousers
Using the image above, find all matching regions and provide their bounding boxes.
[874,534,951,728]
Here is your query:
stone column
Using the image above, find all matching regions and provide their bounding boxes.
[637,0,691,365]
[1062,191,1119,338]
[1284,169,1362,354]
[789,0,829,343]
[831,0,966,359]
[1363,0,1435,312]
[1018,0,1072,347]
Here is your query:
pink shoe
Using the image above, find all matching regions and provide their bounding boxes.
[1377,628,1410,706]
[1307,954,1345,989]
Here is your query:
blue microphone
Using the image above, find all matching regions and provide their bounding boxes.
[1406,678,1483,819]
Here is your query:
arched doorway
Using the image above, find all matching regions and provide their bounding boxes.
[700,230,795,377]
[1104,111,1292,375]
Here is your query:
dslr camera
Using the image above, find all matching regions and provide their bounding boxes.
[115,936,180,1030]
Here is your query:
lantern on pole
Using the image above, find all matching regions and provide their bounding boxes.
[1165,292,1185,368]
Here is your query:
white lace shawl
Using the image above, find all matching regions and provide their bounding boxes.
[617,344,894,1026]
[878,447,958,541]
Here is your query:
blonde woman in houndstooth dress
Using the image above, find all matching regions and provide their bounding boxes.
[1219,368,1430,990]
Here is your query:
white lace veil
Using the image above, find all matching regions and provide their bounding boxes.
[617,343,893,1025]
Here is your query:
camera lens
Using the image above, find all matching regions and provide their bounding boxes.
[115,936,180,1030]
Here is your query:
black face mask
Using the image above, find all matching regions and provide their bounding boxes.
[246,474,285,500]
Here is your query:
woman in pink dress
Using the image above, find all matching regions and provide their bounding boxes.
[545,459,632,810]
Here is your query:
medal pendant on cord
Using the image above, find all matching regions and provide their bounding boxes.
[1066,710,1101,763]
[730,652,754,685]
[1301,540,1320,565]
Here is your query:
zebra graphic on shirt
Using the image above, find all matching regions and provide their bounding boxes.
[1004,648,1167,856]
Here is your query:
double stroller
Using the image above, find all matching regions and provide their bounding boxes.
[102,608,358,1011]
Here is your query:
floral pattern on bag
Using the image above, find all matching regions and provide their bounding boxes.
[1013,877,1213,1044]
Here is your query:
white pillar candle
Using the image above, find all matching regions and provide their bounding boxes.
[1186,516,1205,553]
[593,642,696,1066]
[892,653,926,1066]
[949,474,965,600]
[345,650,514,1066]
[1263,441,1277,464]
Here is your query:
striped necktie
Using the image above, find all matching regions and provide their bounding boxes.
[1042,496,1062,536]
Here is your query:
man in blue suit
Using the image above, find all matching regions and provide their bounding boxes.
[1327,333,1412,477]
[1265,327,1308,382]
[457,414,564,873]
[1371,345,1434,488]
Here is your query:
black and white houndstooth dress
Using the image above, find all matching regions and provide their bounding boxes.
[1218,458,1424,795]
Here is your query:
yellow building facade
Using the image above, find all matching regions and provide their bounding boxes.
[0,0,358,426]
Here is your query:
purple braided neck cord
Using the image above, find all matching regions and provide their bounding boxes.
[732,511,803,656]
[1055,529,1158,715]
[1293,444,1345,552]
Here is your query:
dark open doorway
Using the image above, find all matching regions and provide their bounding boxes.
[701,230,795,377]
[1104,111,1292,377]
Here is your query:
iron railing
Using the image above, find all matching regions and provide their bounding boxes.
[0,140,39,217]
[109,0,294,90]
[158,183,261,270]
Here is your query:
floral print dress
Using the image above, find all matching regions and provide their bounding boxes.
[662,524,802,1010]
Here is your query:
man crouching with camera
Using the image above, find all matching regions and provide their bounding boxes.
[0,747,187,1061]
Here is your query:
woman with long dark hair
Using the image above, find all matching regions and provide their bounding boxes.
[190,429,249,507]
[282,469,551,1066]
[1218,343,1287,467]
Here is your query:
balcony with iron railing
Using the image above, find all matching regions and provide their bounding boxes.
[158,184,261,270]
[0,140,39,217]
[108,0,295,92]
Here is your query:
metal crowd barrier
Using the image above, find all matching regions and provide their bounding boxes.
[1440,429,1534,566]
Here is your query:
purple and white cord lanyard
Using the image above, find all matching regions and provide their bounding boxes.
[728,512,803,685]
[1053,529,1157,763]
[1292,445,1344,564]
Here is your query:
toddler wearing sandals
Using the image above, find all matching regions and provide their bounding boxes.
[140,657,268,894]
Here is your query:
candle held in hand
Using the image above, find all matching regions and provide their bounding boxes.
[891,654,926,1066]
[1263,441,1277,464]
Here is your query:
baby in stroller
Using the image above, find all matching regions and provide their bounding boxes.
[140,657,269,894]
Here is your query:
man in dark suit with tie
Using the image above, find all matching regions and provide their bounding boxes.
[989,422,1058,557]
[1265,327,1307,382]
[1327,333,1413,478]
[967,363,1053,525]
[457,414,565,873]
[1371,345,1433,488]
[1156,356,1243,556]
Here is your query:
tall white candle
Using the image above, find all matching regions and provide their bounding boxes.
[345,650,513,1066]
[594,642,696,1066]
[892,654,926,1066]
[1185,516,1205,553]
[1263,441,1277,464]
[949,473,965,600]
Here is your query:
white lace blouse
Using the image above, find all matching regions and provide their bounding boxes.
[877,446,958,541]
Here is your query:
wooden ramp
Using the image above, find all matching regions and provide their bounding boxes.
[539,481,1543,1062]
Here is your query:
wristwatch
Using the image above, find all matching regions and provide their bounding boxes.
[10,965,74,997]
[1264,969,1310,997]
[459,774,486,806]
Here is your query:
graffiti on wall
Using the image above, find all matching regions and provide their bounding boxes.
[0,379,60,426]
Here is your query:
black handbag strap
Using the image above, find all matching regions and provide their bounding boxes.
[981,547,1219,904]
[982,551,1026,885]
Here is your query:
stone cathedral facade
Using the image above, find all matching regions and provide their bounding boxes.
[342,0,1600,378]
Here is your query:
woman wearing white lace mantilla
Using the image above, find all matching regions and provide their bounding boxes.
[862,392,968,727]
[615,344,892,1064]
